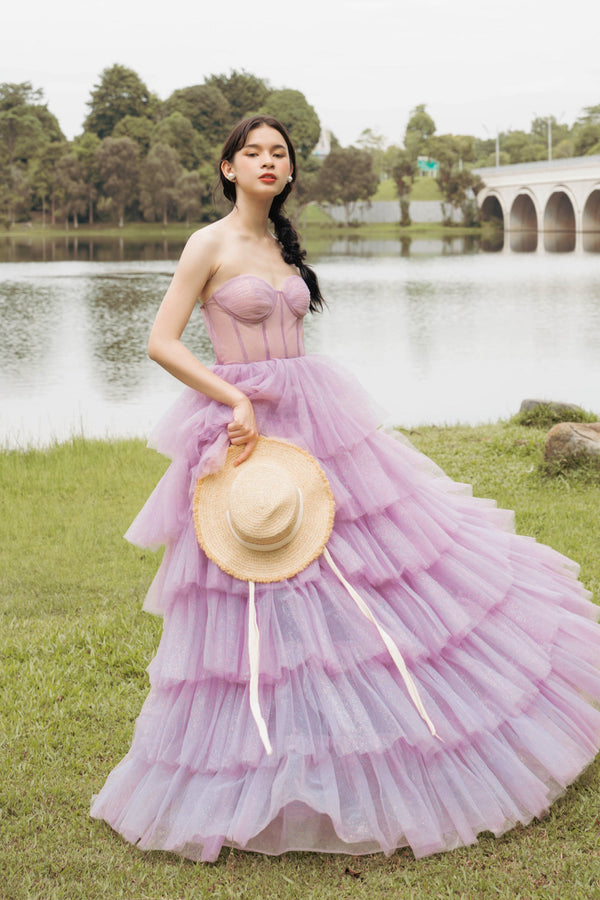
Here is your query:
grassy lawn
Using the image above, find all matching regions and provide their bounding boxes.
[1,424,599,899]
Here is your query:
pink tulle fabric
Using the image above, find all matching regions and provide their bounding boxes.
[91,277,600,862]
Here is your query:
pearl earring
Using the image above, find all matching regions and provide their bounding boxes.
[287,175,293,183]
[227,173,236,181]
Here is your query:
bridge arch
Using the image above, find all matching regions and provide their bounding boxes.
[480,192,504,227]
[510,190,538,231]
[582,186,600,231]
[543,186,577,232]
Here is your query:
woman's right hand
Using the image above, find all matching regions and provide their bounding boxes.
[227,396,259,465]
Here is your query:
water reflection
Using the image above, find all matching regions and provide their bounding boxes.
[510,231,538,253]
[544,231,577,253]
[583,231,600,253]
[480,231,504,253]
[0,236,188,264]
[1,243,600,447]
[2,230,600,263]
[82,274,212,397]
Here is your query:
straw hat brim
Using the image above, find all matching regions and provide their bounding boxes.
[193,437,335,583]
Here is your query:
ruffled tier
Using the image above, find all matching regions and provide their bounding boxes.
[91,355,600,862]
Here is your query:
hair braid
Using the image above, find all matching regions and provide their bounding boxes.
[269,200,325,313]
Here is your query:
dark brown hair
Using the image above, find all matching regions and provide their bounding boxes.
[220,116,324,313]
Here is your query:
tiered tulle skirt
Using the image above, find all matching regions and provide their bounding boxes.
[91,355,600,861]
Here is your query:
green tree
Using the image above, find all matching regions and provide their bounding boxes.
[140,142,182,225]
[73,132,101,223]
[437,168,483,226]
[356,128,386,181]
[530,115,570,154]
[499,130,546,164]
[206,70,270,123]
[391,149,416,226]
[576,103,600,125]
[84,65,154,139]
[95,136,140,226]
[260,89,320,159]
[151,112,211,169]
[0,164,31,226]
[573,122,600,156]
[0,82,63,167]
[553,138,576,159]
[162,85,231,141]
[29,142,67,225]
[288,155,322,225]
[55,153,87,228]
[112,115,154,153]
[404,104,436,160]
[316,146,378,223]
[175,168,212,225]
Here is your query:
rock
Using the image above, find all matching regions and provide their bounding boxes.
[520,398,585,418]
[544,422,600,463]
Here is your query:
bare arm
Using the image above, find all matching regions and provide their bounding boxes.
[147,228,258,463]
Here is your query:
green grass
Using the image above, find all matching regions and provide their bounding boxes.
[1,427,599,899]
[511,403,598,429]
[373,178,443,202]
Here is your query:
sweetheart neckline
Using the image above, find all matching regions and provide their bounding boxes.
[206,273,304,304]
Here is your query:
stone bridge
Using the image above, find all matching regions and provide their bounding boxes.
[476,155,600,237]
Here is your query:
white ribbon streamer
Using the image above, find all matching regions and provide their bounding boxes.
[248,580,273,755]
[323,548,442,741]
[246,550,441,754]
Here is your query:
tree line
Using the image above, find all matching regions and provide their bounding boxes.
[1,66,599,230]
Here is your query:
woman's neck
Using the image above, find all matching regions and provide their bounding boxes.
[227,194,273,239]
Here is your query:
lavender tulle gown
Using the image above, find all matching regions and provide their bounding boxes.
[91,274,600,861]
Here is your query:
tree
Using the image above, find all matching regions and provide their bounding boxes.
[260,89,320,159]
[0,164,31,227]
[576,103,600,125]
[29,142,67,225]
[84,65,154,139]
[437,168,483,226]
[316,146,378,223]
[356,128,386,180]
[112,115,154,153]
[206,70,270,123]
[95,136,140,226]
[162,85,231,141]
[573,122,600,156]
[391,149,415,226]
[288,155,322,225]
[151,112,211,169]
[404,104,436,160]
[55,153,87,228]
[0,82,63,167]
[73,132,101,223]
[140,142,182,225]
[175,168,211,225]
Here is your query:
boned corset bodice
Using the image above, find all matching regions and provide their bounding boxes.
[201,274,309,365]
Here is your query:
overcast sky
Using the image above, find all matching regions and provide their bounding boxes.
[3,0,599,147]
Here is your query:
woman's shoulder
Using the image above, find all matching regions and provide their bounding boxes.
[184,220,228,255]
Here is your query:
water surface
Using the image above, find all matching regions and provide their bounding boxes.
[1,236,598,448]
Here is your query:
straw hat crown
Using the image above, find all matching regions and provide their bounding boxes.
[194,437,335,583]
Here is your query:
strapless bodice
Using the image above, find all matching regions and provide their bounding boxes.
[201,274,309,364]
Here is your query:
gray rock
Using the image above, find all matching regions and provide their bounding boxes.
[544,422,600,463]
[520,398,585,418]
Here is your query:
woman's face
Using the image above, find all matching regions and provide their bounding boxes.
[223,125,293,197]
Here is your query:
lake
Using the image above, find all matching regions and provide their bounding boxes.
[1,233,599,448]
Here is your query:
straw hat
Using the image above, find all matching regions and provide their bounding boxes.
[193,437,335,583]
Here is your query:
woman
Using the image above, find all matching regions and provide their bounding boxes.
[91,116,600,862]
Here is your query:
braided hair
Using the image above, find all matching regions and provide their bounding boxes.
[219,116,325,313]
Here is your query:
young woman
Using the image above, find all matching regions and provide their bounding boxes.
[91,116,600,862]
